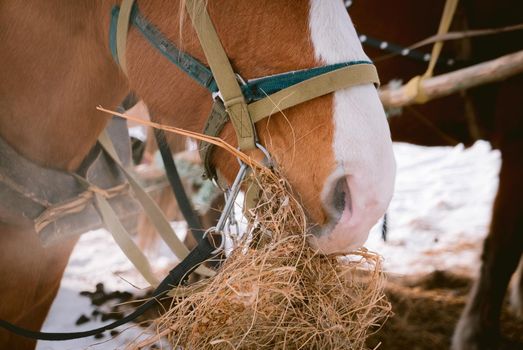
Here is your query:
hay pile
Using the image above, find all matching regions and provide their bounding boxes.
[97,106,390,349]
[138,167,390,349]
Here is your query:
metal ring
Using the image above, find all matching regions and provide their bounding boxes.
[202,226,225,255]
[234,143,272,167]
[211,174,228,192]
[235,73,247,86]
[255,143,273,166]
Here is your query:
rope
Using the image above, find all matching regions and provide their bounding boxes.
[403,0,459,104]
[34,183,129,234]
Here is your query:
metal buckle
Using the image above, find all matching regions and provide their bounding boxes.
[204,73,273,252]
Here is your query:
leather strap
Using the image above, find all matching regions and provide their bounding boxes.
[98,131,215,278]
[154,128,204,241]
[424,0,459,79]
[199,64,379,180]
[185,0,256,151]
[116,0,136,74]
[96,193,160,284]
[73,174,160,287]
[199,100,229,180]
[0,235,217,340]
[249,63,379,122]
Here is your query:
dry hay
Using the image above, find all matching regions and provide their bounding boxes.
[134,167,391,350]
[95,107,391,349]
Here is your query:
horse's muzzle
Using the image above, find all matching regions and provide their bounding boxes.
[309,169,392,254]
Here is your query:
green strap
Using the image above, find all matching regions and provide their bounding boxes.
[185,0,256,151]
[248,64,380,122]
[98,131,215,278]
[198,64,379,180]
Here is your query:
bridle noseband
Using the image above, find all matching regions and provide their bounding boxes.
[110,0,380,181]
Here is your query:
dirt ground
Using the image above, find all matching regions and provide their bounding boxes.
[366,270,523,350]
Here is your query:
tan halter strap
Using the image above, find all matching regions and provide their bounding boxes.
[183,0,379,179]
[115,0,135,75]
[97,131,215,280]
[112,0,380,179]
[185,0,256,151]
[199,63,379,179]
[248,64,379,122]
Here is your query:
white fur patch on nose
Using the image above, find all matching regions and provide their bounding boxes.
[309,0,396,252]
[309,0,367,64]
[308,0,394,176]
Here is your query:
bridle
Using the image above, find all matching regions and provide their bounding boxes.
[0,0,380,341]
[112,0,380,180]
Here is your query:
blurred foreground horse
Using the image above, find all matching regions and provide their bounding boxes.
[350,0,523,348]
[0,1,396,348]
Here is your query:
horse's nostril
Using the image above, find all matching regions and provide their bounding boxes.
[332,177,348,213]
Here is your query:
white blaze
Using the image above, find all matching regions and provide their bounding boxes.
[308,0,396,253]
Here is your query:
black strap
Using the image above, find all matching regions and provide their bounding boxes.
[154,129,205,242]
[0,236,217,341]
[381,213,388,242]
[120,93,205,242]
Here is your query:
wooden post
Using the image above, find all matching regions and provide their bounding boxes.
[379,50,523,108]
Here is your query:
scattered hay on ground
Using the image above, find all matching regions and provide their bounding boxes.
[137,167,391,349]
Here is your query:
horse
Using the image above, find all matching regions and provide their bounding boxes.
[348,0,523,348]
[0,1,395,348]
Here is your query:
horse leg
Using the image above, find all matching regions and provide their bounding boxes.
[452,143,523,350]
[0,223,77,350]
[509,256,523,317]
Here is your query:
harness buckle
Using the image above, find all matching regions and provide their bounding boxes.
[204,162,250,255]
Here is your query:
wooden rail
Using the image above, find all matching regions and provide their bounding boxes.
[379,50,523,108]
